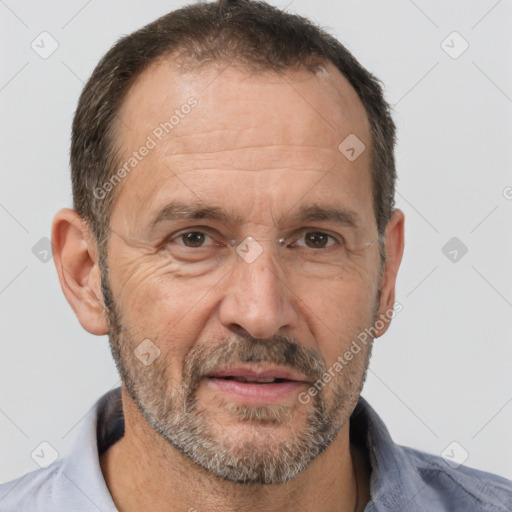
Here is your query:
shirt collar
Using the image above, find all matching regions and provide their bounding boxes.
[61,387,430,511]
[60,387,123,511]
[351,396,435,512]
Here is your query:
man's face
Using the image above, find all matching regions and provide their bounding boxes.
[100,59,383,484]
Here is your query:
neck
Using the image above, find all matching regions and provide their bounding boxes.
[100,388,370,512]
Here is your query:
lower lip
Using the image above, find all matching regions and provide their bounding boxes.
[205,377,307,402]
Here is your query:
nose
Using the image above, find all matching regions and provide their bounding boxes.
[218,245,299,339]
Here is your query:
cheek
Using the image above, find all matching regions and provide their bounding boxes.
[113,260,226,355]
[296,276,378,364]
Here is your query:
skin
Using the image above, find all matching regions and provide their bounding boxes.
[52,58,404,512]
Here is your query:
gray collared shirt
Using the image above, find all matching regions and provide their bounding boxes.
[1,387,511,511]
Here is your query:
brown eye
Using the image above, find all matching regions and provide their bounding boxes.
[179,231,208,247]
[303,232,331,248]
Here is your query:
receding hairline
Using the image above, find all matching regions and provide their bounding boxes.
[106,52,372,208]
[71,0,396,259]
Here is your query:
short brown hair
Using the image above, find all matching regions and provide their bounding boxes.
[71,0,397,255]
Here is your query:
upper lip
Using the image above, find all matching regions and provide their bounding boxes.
[207,365,310,382]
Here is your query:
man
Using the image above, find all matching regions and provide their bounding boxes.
[1,0,510,510]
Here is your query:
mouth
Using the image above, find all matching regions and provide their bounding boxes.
[212,376,291,383]
[203,366,310,402]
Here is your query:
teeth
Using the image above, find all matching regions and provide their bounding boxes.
[232,377,276,383]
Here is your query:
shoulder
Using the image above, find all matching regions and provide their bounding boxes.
[398,444,512,512]
[0,388,122,512]
[354,397,512,512]
[0,461,66,512]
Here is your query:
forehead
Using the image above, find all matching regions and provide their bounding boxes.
[117,57,370,151]
[109,57,373,234]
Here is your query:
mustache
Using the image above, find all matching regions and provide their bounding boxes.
[182,333,327,389]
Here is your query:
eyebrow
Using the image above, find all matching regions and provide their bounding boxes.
[292,204,359,228]
[150,200,359,229]
[151,201,243,227]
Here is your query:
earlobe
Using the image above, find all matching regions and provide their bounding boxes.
[51,208,109,336]
[374,209,405,337]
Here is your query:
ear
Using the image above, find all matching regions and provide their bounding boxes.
[51,208,108,335]
[374,208,405,337]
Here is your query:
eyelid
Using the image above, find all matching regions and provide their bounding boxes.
[166,226,223,246]
[164,226,347,247]
[285,227,346,246]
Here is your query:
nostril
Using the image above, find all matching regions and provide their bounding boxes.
[227,324,248,338]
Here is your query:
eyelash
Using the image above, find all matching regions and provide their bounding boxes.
[165,228,344,249]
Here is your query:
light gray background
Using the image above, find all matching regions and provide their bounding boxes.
[1,0,511,485]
